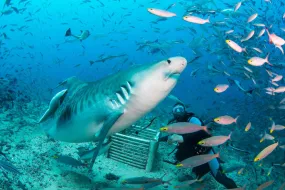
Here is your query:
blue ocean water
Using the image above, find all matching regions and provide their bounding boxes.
[1,0,285,189]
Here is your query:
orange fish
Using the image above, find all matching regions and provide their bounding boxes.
[254,142,278,162]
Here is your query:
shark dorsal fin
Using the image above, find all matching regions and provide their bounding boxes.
[38,89,68,123]
[56,76,87,93]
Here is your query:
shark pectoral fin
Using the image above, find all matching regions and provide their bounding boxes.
[88,110,124,172]
[38,89,68,124]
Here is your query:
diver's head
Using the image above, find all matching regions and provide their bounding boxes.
[172,103,186,120]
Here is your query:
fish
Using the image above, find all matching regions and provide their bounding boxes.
[256,180,274,190]
[0,160,21,174]
[222,165,243,174]
[225,40,246,53]
[214,115,239,125]
[214,84,229,93]
[254,142,278,162]
[183,16,210,24]
[55,155,87,167]
[237,167,244,175]
[176,152,220,168]
[234,2,242,12]
[198,132,232,147]
[65,28,90,41]
[265,28,285,54]
[38,57,187,170]
[260,131,275,143]
[258,29,265,38]
[274,86,285,93]
[248,54,271,66]
[252,47,263,53]
[241,30,255,42]
[147,8,176,18]
[160,122,208,134]
[247,13,258,23]
[121,176,161,185]
[270,124,285,132]
[245,122,251,132]
[272,75,283,82]
[225,30,234,34]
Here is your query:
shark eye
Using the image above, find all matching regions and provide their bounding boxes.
[167,59,171,64]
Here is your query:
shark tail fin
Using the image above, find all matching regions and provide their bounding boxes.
[65,28,72,37]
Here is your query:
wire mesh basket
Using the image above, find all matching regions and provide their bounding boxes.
[107,125,160,172]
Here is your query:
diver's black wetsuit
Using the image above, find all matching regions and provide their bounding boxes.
[160,113,237,189]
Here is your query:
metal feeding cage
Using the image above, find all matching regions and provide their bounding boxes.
[107,125,160,172]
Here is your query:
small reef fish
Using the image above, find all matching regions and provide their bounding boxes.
[121,176,163,184]
[160,122,208,134]
[147,8,176,18]
[176,153,220,168]
[234,2,242,12]
[260,132,274,143]
[241,30,255,42]
[198,132,232,147]
[183,15,210,24]
[248,54,271,66]
[238,168,244,175]
[254,142,278,162]
[214,115,239,125]
[247,13,258,23]
[214,84,229,93]
[245,122,251,132]
[226,40,246,53]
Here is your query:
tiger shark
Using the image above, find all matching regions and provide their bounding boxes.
[38,56,187,171]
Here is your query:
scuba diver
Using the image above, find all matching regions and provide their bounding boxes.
[160,103,238,189]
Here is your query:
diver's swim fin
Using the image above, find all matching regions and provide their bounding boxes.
[88,110,124,172]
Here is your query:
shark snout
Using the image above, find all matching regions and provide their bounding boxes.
[168,56,187,74]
